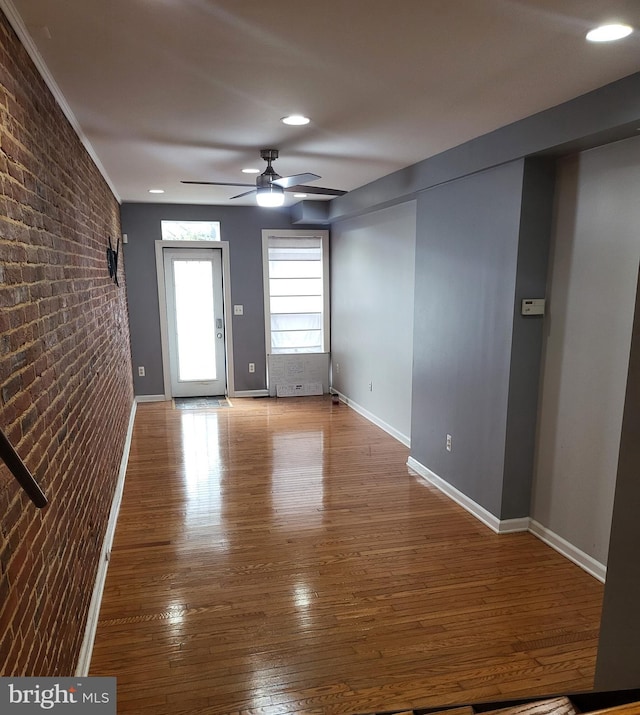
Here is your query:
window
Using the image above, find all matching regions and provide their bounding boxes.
[161,220,221,241]
[262,230,329,354]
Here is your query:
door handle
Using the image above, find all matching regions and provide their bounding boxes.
[217,332,223,339]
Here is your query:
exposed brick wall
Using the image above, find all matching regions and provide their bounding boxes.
[0,11,134,675]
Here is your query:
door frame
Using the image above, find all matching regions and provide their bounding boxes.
[155,240,235,399]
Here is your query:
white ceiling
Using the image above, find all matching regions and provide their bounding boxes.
[5,0,640,206]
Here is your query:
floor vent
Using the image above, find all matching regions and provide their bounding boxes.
[275,382,323,397]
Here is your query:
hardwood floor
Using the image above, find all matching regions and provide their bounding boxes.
[90,397,603,715]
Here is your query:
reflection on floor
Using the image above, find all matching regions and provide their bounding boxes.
[90,396,603,715]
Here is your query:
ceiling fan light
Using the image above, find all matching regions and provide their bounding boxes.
[256,184,285,207]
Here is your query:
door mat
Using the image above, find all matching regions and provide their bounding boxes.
[174,396,231,410]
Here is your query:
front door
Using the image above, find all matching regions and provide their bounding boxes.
[163,248,227,397]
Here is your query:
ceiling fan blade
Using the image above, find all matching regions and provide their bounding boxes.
[273,173,321,188]
[285,184,347,196]
[230,189,257,199]
[181,180,255,187]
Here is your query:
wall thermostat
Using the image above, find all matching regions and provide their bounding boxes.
[521,298,546,316]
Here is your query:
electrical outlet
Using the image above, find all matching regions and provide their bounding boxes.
[446,434,452,452]
[335,362,340,373]
[234,304,244,315]
[138,366,145,377]
[248,362,255,373]
[368,381,373,391]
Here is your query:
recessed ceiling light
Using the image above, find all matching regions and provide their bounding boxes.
[293,193,308,198]
[281,114,310,126]
[148,188,164,194]
[586,23,633,42]
[242,167,260,174]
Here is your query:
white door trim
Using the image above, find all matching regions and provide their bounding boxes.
[155,240,236,399]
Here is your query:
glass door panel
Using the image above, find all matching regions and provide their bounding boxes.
[174,260,217,381]
[164,248,226,397]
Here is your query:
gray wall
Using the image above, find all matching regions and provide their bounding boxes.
[330,73,640,688]
[503,160,555,517]
[595,257,640,689]
[331,202,416,442]
[120,203,319,395]
[532,136,640,565]
[410,158,553,520]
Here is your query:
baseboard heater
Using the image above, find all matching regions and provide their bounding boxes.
[276,382,323,397]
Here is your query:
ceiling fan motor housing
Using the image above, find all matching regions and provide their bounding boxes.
[257,149,282,188]
[257,168,281,188]
[260,148,279,162]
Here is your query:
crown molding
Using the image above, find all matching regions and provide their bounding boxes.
[0,0,121,202]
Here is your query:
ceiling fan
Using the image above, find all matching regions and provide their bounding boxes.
[181,149,347,207]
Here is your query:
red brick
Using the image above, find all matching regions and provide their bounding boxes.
[0,9,133,677]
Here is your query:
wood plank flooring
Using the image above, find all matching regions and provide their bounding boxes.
[90,397,603,715]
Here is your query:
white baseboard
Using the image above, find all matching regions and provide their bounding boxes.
[335,392,410,447]
[497,517,531,533]
[75,400,137,676]
[406,457,526,533]
[406,457,605,581]
[529,519,606,583]
[135,394,166,403]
